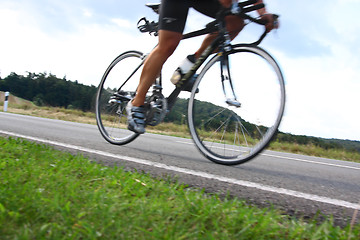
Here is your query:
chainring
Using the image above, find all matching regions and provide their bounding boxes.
[145,92,168,126]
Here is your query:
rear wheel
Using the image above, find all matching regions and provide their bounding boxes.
[188,45,285,165]
[95,51,146,145]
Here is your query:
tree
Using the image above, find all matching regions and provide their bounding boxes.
[0,72,97,111]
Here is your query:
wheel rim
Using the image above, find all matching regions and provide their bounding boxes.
[188,47,285,164]
[96,51,144,145]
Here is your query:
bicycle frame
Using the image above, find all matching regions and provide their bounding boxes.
[136,15,266,112]
[117,25,224,114]
[134,2,273,115]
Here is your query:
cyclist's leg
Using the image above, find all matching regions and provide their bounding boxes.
[131,30,182,107]
[128,0,190,133]
[128,30,182,133]
[131,0,190,108]
[192,0,245,58]
[195,15,244,58]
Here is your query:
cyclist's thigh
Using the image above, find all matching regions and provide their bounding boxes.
[193,0,244,33]
[191,0,221,19]
[159,0,191,33]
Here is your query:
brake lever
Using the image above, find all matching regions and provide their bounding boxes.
[251,14,279,45]
[273,14,280,29]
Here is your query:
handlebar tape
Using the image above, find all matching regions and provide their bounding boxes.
[242,3,265,13]
[238,0,259,8]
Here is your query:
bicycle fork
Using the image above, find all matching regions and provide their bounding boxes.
[220,53,241,108]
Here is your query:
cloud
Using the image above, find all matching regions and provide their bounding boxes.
[0,0,359,140]
[82,9,93,18]
[111,18,133,29]
[276,47,360,140]
[0,3,157,86]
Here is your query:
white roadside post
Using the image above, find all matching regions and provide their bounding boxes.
[4,91,9,112]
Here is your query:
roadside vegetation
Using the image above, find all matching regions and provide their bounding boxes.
[2,98,360,163]
[1,137,359,239]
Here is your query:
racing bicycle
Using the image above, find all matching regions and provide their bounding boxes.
[95,0,286,165]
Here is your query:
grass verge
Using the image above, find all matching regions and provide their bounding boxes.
[0,136,359,239]
[269,141,360,163]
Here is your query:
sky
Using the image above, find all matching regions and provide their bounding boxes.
[0,0,359,141]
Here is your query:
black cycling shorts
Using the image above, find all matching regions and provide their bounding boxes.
[159,0,221,33]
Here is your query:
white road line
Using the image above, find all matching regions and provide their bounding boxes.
[1,130,360,210]
[177,140,360,171]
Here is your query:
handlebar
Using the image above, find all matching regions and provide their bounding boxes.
[138,1,279,45]
[207,3,279,45]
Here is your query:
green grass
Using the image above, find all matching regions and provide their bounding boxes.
[269,141,360,162]
[0,136,359,239]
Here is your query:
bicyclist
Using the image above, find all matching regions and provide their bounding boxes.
[127,0,279,134]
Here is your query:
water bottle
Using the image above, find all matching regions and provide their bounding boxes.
[170,54,196,85]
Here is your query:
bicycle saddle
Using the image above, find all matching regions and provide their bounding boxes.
[146,3,160,14]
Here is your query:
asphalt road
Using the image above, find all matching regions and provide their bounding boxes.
[1,112,359,226]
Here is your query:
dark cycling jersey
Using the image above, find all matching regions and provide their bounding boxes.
[159,0,221,33]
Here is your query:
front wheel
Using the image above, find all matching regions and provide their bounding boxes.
[188,45,286,165]
[95,50,146,145]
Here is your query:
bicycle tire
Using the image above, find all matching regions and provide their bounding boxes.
[95,50,145,145]
[188,45,285,165]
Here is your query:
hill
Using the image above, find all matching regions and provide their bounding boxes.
[0,72,97,111]
[0,91,33,107]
